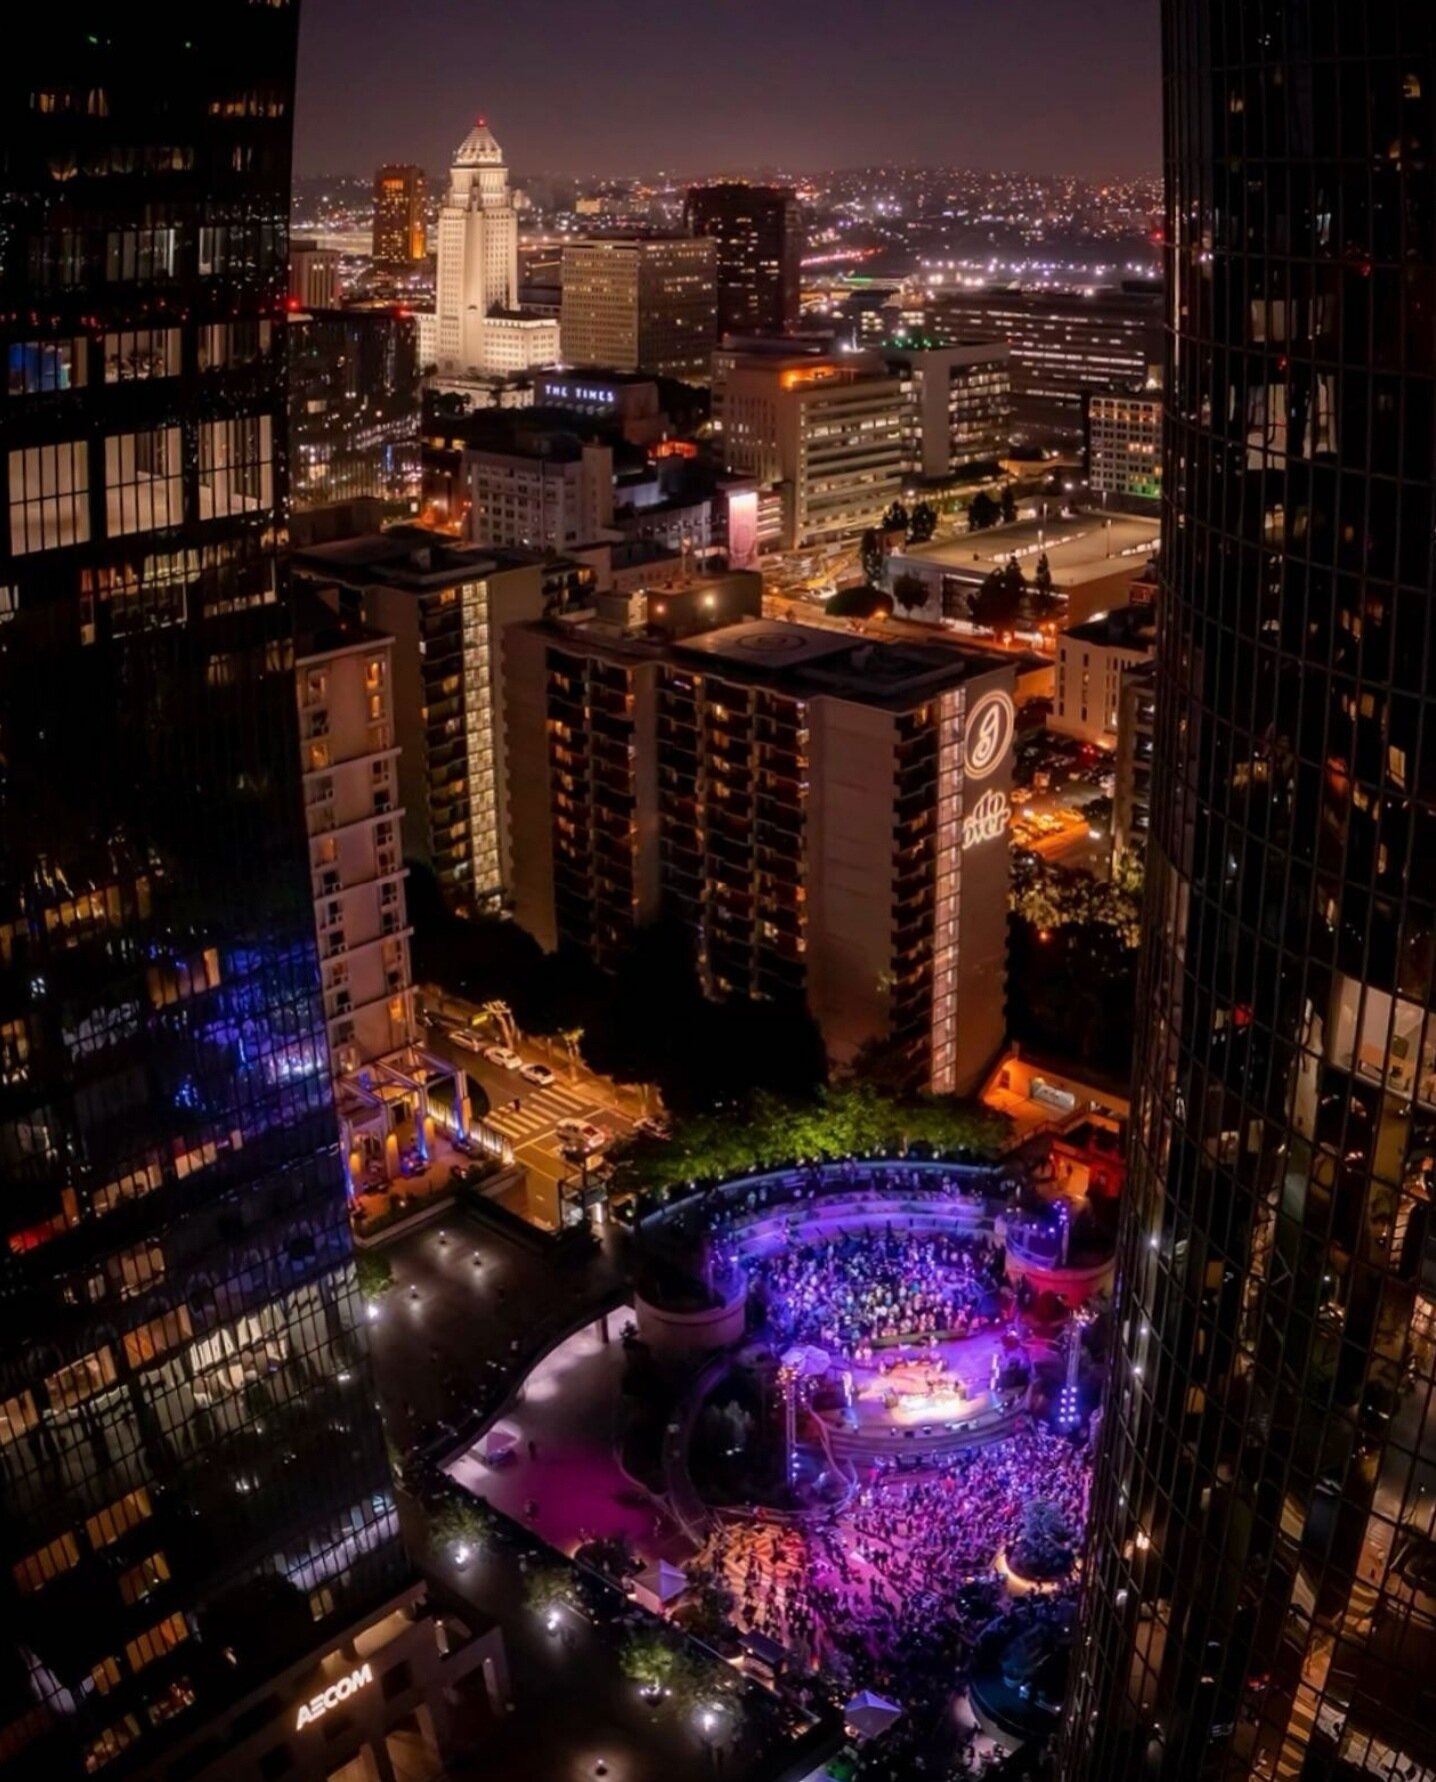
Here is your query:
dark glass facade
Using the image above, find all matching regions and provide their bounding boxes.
[685,184,803,338]
[1064,6,1436,1779]
[0,10,407,1778]
[288,307,421,515]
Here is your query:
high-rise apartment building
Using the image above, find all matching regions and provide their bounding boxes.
[295,530,549,917]
[1051,605,1155,750]
[433,121,559,381]
[1111,658,1154,864]
[684,183,803,338]
[715,353,906,549]
[1064,12,1436,1781]
[507,616,1014,1093]
[0,11,441,1780]
[371,163,427,265]
[560,238,718,382]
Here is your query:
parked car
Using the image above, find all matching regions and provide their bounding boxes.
[556,1118,607,1156]
[520,1062,556,1087]
[633,1115,671,1141]
[484,1046,523,1071]
[450,1029,483,1054]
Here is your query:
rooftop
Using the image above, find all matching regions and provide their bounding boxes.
[893,512,1161,587]
[1062,604,1157,650]
[293,526,542,592]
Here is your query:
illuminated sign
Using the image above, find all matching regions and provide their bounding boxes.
[542,382,615,406]
[296,1662,373,1730]
[962,787,1011,851]
[962,690,1015,780]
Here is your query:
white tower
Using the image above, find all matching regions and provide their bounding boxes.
[434,116,558,380]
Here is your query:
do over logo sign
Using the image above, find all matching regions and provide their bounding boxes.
[295,1662,374,1730]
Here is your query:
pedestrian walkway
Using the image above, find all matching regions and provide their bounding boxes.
[482,1080,602,1144]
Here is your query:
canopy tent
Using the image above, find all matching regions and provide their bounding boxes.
[479,1423,521,1463]
[633,1560,689,1612]
[844,1690,902,1739]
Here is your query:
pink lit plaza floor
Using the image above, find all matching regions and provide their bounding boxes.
[446,1307,692,1566]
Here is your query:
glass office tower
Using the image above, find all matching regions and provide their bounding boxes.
[0,8,408,1777]
[1062,7,1436,1779]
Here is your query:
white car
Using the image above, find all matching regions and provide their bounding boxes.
[450,1029,484,1054]
[556,1118,607,1156]
[484,1045,523,1071]
[520,1062,556,1087]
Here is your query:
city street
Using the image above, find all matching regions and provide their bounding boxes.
[420,995,655,1227]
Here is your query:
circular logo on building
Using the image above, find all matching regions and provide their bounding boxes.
[963,689,1015,780]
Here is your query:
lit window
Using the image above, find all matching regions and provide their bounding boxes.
[86,1487,154,1550]
[12,1531,81,1593]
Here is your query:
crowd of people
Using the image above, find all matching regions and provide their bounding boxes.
[688,1425,1090,1760]
[731,1223,1007,1355]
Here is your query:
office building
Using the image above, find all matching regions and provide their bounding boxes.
[506,617,1014,1093]
[1063,12,1436,1782]
[288,240,340,311]
[715,353,906,549]
[560,238,717,382]
[465,435,613,553]
[531,370,670,445]
[1051,605,1155,749]
[294,530,549,917]
[288,307,421,519]
[1111,658,1154,864]
[0,12,475,1780]
[929,285,1162,435]
[1086,391,1162,510]
[371,163,427,266]
[880,341,1013,480]
[685,182,803,338]
[433,121,559,381]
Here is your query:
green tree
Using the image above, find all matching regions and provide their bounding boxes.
[908,500,938,544]
[859,527,884,586]
[1000,483,1018,524]
[427,1496,492,1559]
[970,565,1024,631]
[354,1250,392,1300]
[881,499,910,536]
[524,1560,576,1616]
[1029,549,1061,623]
[891,571,929,614]
[1015,1498,1076,1579]
[967,489,1000,532]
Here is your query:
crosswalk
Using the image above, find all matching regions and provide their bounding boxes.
[482,1078,603,1146]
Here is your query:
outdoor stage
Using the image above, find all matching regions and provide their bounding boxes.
[822,1325,1026,1459]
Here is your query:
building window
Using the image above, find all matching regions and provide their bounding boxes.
[118,1551,171,1607]
[90,1657,123,1696]
[105,226,177,282]
[123,1308,192,1368]
[86,1487,154,1550]
[46,1346,118,1411]
[103,328,181,382]
[125,1611,189,1675]
[84,1715,141,1773]
[8,442,90,552]
[12,1531,81,1594]
[8,338,85,395]
[198,415,273,518]
[105,427,182,536]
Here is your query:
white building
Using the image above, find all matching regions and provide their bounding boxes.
[715,353,906,549]
[295,625,414,1076]
[1053,605,1156,749]
[1087,391,1163,509]
[434,118,560,382]
[466,438,614,552]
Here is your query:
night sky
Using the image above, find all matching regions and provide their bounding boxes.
[295,0,1160,181]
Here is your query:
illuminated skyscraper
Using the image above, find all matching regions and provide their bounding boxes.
[685,182,803,338]
[371,163,427,265]
[433,118,559,379]
[1064,7,1436,1779]
[0,11,424,1778]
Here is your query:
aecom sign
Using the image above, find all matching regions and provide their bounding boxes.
[296,1662,373,1730]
